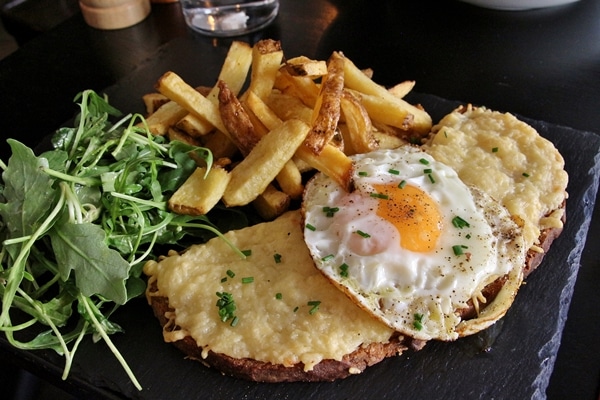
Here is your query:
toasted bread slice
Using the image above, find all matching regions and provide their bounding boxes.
[424,105,568,319]
[144,211,420,382]
[424,105,568,263]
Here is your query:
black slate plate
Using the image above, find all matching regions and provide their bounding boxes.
[3,36,600,400]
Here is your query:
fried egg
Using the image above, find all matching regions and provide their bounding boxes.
[302,146,526,341]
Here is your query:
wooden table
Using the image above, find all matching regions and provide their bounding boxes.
[0,1,598,399]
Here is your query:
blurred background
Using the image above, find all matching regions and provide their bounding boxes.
[0,14,17,58]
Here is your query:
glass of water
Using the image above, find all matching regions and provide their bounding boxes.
[180,0,279,37]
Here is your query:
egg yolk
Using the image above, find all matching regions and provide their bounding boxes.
[373,183,442,252]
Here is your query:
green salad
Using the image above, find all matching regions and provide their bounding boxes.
[0,90,247,389]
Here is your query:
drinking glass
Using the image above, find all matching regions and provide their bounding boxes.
[180,0,279,37]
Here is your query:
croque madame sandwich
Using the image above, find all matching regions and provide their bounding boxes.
[143,102,568,382]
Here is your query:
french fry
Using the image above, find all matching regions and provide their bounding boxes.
[218,80,261,156]
[142,92,170,114]
[274,70,320,108]
[177,42,253,137]
[222,119,310,207]
[168,86,212,138]
[355,91,424,133]
[201,130,239,160]
[284,56,327,77]
[244,90,304,199]
[156,71,228,135]
[340,90,378,154]
[245,90,282,132]
[246,39,284,100]
[206,40,253,103]
[372,130,408,150]
[266,92,313,124]
[168,166,231,215]
[342,55,431,135]
[252,184,291,220]
[167,127,202,146]
[175,113,214,138]
[145,42,433,218]
[247,88,352,192]
[304,51,345,155]
[388,80,416,99]
[144,101,189,136]
[295,143,354,193]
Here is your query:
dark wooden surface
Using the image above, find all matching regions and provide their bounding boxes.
[0,1,598,399]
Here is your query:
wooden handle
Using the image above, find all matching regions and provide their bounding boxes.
[79,0,152,30]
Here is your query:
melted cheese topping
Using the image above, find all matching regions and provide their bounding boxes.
[144,211,395,371]
[423,105,568,250]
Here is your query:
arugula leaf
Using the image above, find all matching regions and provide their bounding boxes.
[50,221,130,305]
[0,140,58,240]
[0,89,249,391]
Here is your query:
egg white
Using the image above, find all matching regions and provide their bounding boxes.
[302,146,526,341]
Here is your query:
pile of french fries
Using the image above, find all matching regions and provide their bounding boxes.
[140,39,432,220]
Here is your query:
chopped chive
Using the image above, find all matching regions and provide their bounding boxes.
[293,306,299,313]
[216,292,237,325]
[322,254,335,262]
[221,277,228,283]
[241,249,252,257]
[226,269,236,278]
[355,230,371,238]
[466,234,472,239]
[522,172,530,178]
[444,131,448,138]
[275,292,283,300]
[308,300,321,315]
[423,168,433,174]
[413,313,424,331]
[339,263,349,277]
[306,223,316,231]
[358,171,368,177]
[370,192,389,200]
[323,206,339,217]
[452,245,468,256]
[451,216,470,229]
[230,316,239,327]
[427,173,436,184]
[273,253,282,263]
[398,180,407,189]
[419,158,430,165]
[492,147,499,153]
[388,168,400,175]
[241,276,254,284]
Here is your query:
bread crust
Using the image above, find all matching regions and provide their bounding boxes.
[457,201,566,320]
[147,281,414,382]
[523,203,566,278]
